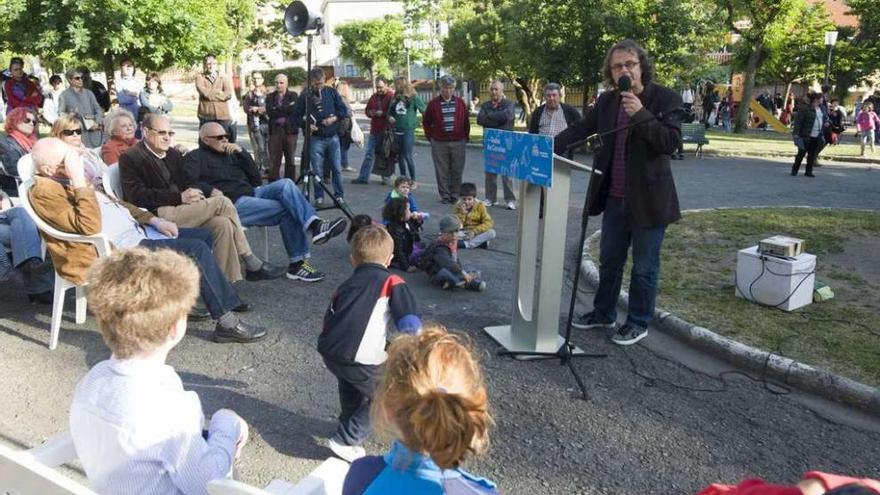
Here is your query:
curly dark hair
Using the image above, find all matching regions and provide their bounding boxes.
[347,214,374,242]
[602,39,655,90]
[382,197,409,224]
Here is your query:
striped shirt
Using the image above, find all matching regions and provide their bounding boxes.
[70,357,243,495]
[441,98,457,133]
[539,106,569,137]
[610,104,629,198]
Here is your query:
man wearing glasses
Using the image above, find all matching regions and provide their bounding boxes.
[183,122,347,283]
[554,39,683,347]
[3,57,43,114]
[120,114,284,285]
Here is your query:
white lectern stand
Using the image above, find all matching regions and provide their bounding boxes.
[484,154,601,356]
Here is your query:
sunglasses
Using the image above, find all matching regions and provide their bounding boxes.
[21,118,35,124]
[61,128,83,136]
[206,134,228,140]
[145,127,176,137]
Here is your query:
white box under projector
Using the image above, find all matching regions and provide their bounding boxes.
[735,246,816,311]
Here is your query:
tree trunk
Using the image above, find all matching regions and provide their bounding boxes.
[734,45,762,133]
[512,77,537,126]
[102,53,115,94]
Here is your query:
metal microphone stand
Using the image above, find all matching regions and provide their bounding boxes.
[294,31,354,219]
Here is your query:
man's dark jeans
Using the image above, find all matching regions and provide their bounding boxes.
[593,197,666,329]
[140,228,241,319]
[322,357,381,447]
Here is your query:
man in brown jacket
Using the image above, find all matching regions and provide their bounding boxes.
[195,54,236,142]
[120,114,284,283]
[27,137,269,343]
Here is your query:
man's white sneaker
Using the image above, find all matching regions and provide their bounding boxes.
[506,201,517,210]
[328,437,366,463]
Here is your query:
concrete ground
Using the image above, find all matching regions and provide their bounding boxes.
[1,118,879,494]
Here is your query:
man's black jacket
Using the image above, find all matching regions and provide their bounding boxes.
[183,142,261,203]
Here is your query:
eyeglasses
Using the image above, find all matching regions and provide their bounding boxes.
[206,134,228,140]
[21,118,35,124]
[71,76,83,80]
[145,127,176,137]
[610,61,640,72]
[61,128,83,136]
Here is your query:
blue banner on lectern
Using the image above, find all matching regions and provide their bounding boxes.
[483,129,554,187]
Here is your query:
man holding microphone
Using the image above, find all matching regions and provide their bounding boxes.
[554,39,683,346]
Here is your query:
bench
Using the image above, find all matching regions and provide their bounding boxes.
[680,122,709,158]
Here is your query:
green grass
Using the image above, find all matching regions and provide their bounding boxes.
[591,208,880,386]
[703,130,866,157]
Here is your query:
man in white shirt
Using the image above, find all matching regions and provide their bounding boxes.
[70,247,249,494]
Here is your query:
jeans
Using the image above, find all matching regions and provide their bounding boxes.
[396,130,416,179]
[309,135,343,199]
[140,228,242,319]
[357,133,381,181]
[593,197,666,329]
[323,358,381,446]
[340,138,351,168]
[234,179,319,263]
[247,123,269,174]
[431,268,483,290]
[0,207,52,294]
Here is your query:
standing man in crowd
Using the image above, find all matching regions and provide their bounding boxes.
[423,75,469,204]
[292,68,349,205]
[477,79,516,210]
[529,82,581,140]
[554,39,683,346]
[195,54,235,143]
[116,58,141,123]
[265,73,299,182]
[4,57,43,114]
[353,77,395,185]
[242,72,269,177]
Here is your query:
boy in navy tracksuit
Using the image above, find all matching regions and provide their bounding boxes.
[318,224,422,462]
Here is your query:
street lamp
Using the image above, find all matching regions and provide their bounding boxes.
[403,37,412,82]
[823,30,838,86]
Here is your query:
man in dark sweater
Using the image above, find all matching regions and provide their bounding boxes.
[184,122,348,283]
[318,225,421,462]
[554,39,682,346]
[477,80,517,209]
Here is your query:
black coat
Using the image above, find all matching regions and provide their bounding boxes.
[554,82,683,227]
[183,143,261,203]
[387,220,418,270]
[793,105,829,139]
[265,90,299,135]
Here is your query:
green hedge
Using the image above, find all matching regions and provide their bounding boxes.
[245,67,308,88]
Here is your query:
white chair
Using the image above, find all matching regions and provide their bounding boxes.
[207,457,349,495]
[17,153,34,182]
[103,163,123,200]
[0,432,96,495]
[17,179,111,350]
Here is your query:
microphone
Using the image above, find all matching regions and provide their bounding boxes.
[618,75,632,93]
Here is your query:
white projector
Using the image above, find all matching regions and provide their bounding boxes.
[758,235,804,258]
[736,246,815,311]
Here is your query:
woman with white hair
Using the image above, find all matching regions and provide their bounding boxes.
[100,109,139,164]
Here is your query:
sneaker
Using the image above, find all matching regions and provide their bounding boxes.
[478,240,490,249]
[316,197,324,206]
[611,323,648,346]
[506,201,516,210]
[328,437,366,463]
[313,217,348,245]
[287,260,325,282]
[482,199,494,207]
[571,310,616,330]
[467,280,487,291]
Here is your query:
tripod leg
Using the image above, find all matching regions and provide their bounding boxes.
[565,358,590,401]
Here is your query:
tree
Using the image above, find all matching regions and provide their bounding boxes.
[245,0,303,63]
[0,0,253,90]
[719,0,792,132]
[827,0,880,96]
[336,16,405,84]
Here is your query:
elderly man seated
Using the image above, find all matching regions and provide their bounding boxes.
[120,114,284,284]
[28,137,269,343]
[183,122,347,282]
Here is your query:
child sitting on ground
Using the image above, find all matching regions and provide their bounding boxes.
[419,214,486,291]
[383,197,422,272]
[454,182,496,249]
[384,176,429,224]
[318,225,422,462]
[347,214,374,243]
[342,324,499,494]
[70,248,249,494]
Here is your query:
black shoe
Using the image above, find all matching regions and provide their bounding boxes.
[287,260,325,282]
[27,291,53,305]
[232,303,253,313]
[805,173,815,177]
[571,310,616,330]
[213,320,268,343]
[313,217,348,245]
[188,306,212,321]
[790,171,798,176]
[351,178,369,184]
[245,262,286,281]
[611,323,648,346]
[676,153,684,160]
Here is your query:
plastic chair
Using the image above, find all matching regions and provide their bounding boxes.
[17,179,111,350]
[103,163,123,200]
[0,431,95,495]
[207,457,349,495]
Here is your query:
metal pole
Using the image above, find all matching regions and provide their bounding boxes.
[405,48,411,82]
[824,44,833,85]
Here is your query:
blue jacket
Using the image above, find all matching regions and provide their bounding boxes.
[343,441,499,495]
[292,86,350,138]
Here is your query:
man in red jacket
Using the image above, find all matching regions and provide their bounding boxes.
[353,77,395,185]
[423,75,470,204]
[4,57,43,114]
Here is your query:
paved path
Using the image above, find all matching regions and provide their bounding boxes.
[1,121,878,494]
